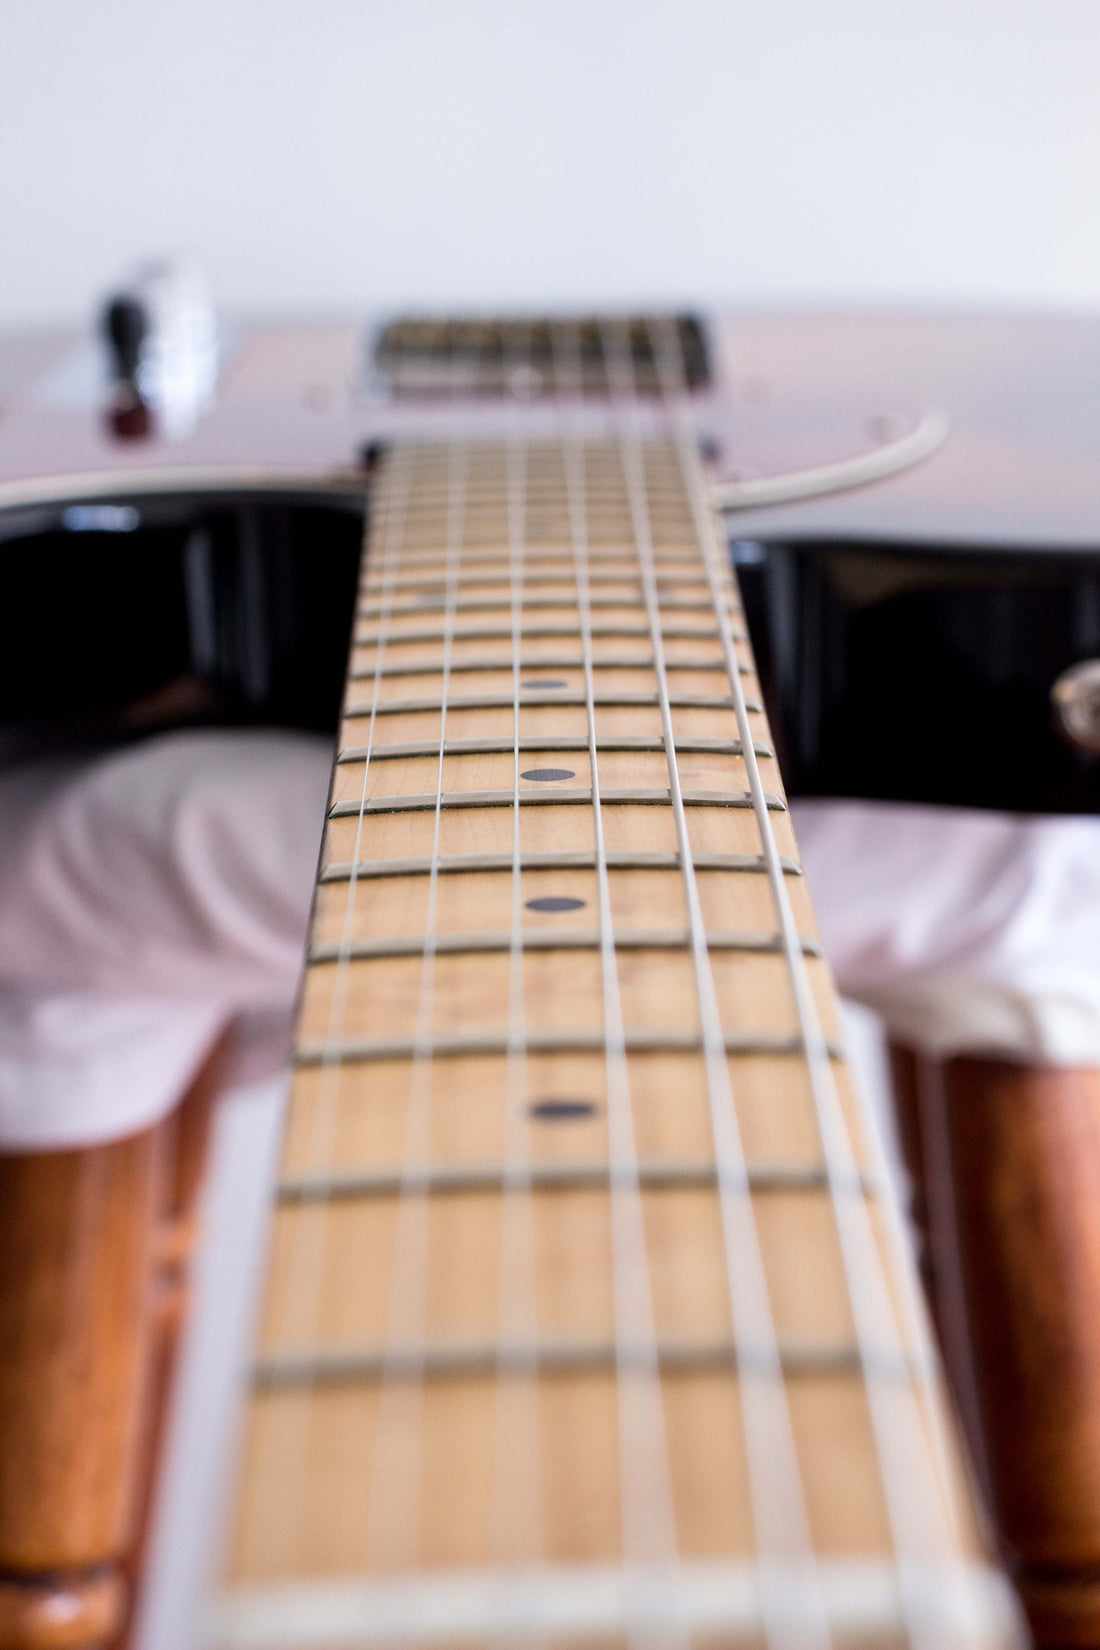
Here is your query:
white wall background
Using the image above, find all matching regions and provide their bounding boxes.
[1,0,1098,327]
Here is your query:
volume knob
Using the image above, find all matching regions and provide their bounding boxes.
[102,295,148,384]
[99,259,218,439]
[101,294,152,439]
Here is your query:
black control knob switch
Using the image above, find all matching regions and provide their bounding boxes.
[101,294,151,440]
[102,295,148,385]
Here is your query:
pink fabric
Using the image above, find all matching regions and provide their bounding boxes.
[0,729,332,1148]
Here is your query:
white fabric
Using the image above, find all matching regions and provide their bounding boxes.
[5,729,1095,1145]
[0,991,226,1149]
[0,729,332,1148]
[793,799,1100,1065]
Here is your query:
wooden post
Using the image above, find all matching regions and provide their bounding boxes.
[110,1053,220,1650]
[892,1047,1100,1647]
[887,1044,940,1324]
[0,1044,223,1650]
[0,1128,163,1649]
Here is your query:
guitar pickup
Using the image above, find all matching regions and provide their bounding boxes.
[370,311,711,397]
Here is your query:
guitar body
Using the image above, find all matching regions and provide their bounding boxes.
[0,311,949,501]
[3,309,1098,809]
[3,309,1098,536]
[1,308,1097,1650]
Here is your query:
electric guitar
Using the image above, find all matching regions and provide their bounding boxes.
[8,302,1095,1648]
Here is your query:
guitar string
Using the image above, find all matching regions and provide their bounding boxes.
[602,320,831,1650]
[363,366,473,1571]
[553,322,690,1650]
[258,316,974,1639]
[652,317,965,1650]
[664,316,987,1644]
[488,319,548,1599]
[265,436,414,1568]
[656,311,980,1576]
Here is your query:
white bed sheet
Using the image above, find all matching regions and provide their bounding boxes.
[794,798,1100,1065]
[0,728,332,1148]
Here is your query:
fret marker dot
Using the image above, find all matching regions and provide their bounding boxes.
[526,895,585,913]
[522,678,567,689]
[521,767,574,782]
[529,1099,597,1122]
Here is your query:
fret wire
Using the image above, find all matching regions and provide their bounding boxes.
[328,788,785,818]
[294,1029,845,1066]
[370,486,697,510]
[353,622,742,646]
[557,323,688,1650]
[358,609,741,634]
[319,848,805,882]
[604,320,830,1650]
[357,595,735,615]
[255,1339,923,1388]
[372,509,699,524]
[359,570,719,594]
[336,735,772,763]
[344,686,762,712]
[369,476,695,497]
[359,548,704,572]
[308,929,822,964]
[654,318,950,1648]
[215,1558,1014,1648]
[346,657,752,678]
[277,1160,881,1202]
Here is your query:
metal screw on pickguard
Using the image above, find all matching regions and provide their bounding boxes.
[1052,660,1100,753]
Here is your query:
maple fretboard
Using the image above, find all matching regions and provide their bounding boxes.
[216,416,1014,1649]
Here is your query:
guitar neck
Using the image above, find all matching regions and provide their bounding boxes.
[217,395,1016,1645]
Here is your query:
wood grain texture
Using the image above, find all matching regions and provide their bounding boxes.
[896,1050,1100,1648]
[0,1574,126,1650]
[0,1042,222,1650]
[108,1044,223,1650]
[0,1131,160,1650]
[0,1132,162,1573]
[220,438,1015,1648]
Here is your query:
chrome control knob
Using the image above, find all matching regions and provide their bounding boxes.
[101,259,218,439]
[1052,659,1100,753]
